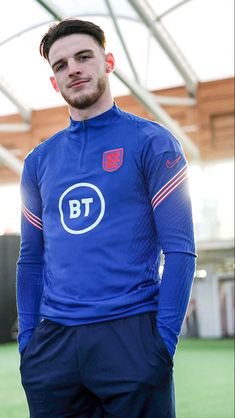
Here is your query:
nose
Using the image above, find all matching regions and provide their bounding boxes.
[67,58,81,76]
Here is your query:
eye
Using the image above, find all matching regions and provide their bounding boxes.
[78,55,91,62]
[55,63,66,72]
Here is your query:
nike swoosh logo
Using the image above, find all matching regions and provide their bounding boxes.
[166,155,181,168]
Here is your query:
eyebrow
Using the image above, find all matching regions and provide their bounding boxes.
[51,49,94,71]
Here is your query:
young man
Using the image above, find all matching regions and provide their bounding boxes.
[17,19,196,418]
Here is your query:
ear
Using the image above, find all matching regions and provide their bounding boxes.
[50,76,60,92]
[105,53,115,74]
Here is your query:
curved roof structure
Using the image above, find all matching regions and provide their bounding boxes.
[0,0,234,171]
[0,0,233,114]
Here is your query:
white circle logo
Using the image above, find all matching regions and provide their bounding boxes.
[59,183,105,234]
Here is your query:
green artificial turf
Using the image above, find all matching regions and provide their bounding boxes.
[174,339,234,418]
[0,342,28,418]
[0,339,233,418]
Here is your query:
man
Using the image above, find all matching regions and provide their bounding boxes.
[17,18,196,418]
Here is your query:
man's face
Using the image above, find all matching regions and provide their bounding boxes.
[48,34,111,110]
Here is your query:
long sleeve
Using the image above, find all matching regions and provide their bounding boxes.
[16,154,44,354]
[141,127,197,357]
[157,252,196,357]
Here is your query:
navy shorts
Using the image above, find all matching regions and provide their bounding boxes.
[20,312,175,418]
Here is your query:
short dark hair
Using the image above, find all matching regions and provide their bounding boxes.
[40,18,106,60]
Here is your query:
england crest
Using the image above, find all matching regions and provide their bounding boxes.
[102,148,124,172]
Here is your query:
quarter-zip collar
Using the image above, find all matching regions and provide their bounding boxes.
[68,102,121,134]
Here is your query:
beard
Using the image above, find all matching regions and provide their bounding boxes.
[61,75,106,110]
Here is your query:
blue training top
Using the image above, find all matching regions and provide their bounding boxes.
[17,103,196,356]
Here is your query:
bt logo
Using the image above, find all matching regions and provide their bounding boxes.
[59,183,105,234]
[69,198,94,218]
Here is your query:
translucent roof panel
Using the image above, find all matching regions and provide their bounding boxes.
[0,0,52,41]
[0,0,234,116]
[161,0,234,81]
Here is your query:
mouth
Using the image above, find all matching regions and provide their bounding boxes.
[68,79,89,88]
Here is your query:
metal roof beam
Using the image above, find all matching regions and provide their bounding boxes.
[0,20,53,47]
[104,0,140,83]
[114,66,200,161]
[1,13,156,48]
[158,0,193,20]
[0,145,23,176]
[0,75,31,124]
[0,123,31,132]
[35,0,62,20]
[154,95,196,106]
[128,0,198,96]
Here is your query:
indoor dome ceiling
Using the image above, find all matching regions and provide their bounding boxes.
[0,0,234,117]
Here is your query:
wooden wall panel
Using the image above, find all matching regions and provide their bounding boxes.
[0,77,234,184]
